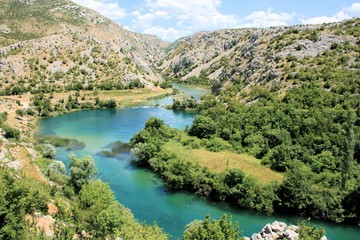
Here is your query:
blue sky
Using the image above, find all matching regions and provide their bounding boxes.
[72,0,360,41]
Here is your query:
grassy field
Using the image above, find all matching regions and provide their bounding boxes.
[92,88,172,107]
[164,141,284,184]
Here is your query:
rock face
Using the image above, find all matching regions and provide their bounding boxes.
[0,0,168,91]
[244,221,328,240]
[160,18,359,97]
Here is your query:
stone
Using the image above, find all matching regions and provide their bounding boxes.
[288,224,299,232]
[285,229,299,240]
[0,151,5,160]
[261,233,274,240]
[0,58,7,65]
[261,223,272,234]
[251,233,263,240]
[7,161,22,170]
[271,221,287,233]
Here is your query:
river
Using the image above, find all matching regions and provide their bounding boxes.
[38,85,360,239]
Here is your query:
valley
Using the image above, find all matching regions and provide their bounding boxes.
[0,0,359,239]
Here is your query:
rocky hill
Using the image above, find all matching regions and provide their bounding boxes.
[0,0,168,95]
[0,0,358,98]
[159,18,359,98]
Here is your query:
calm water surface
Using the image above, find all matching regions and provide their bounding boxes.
[145,83,210,106]
[38,87,360,240]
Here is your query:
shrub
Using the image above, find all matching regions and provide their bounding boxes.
[1,123,20,140]
[47,160,66,175]
[40,143,56,159]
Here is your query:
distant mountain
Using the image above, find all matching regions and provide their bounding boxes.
[159,18,359,96]
[0,0,168,94]
[0,0,358,97]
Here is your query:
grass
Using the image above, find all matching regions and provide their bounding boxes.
[9,145,47,182]
[164,141,284,184]
[36,158,52,175]
[91,88,172,107]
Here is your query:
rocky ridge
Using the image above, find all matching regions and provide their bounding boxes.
[0,0,168,93]
[0,0,358,97]
[159,18,359,97]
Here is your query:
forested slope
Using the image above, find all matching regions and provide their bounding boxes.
[133,18,360,224]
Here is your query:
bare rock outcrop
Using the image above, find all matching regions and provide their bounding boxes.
[244,221,328,240]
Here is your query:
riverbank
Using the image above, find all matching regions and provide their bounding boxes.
[0,87,172,183]
[0,87,175,238]
[2,85,360,239]
[38,106,360,239]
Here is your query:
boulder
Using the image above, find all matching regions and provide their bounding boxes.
[261,223,272,234]
[251,233,263,240]
[285,229,299,240]
[0,58,7,65]
[271,221,287,233]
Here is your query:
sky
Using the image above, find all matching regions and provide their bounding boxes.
[72,0,360,41]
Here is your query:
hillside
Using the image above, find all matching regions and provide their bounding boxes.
[132,18,360,226]
[0,1,359,238]
[159,18,359,97]
[0,0,168,95]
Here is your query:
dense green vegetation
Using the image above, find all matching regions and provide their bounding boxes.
[0,167,50,239]
[0,112,20,140]
[183,214,242,240]
[131,31,360,225]
[0,79,145,97]
[0,153,168,239]
[130,118,279,214]
[29,93,118,117]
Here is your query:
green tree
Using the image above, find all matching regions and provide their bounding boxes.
[94,203,124,238]
[183,214,242,240]
[40,143,56,159]
[298,220,326,240]
[341,110,355,188]
[47,160,66,175]
[69,153,97,193]
[189,115,217,138]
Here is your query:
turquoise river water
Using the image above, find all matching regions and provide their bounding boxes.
[38,86,360,239]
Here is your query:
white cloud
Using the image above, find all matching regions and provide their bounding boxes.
[132,10,172,29]
[239,8,295,28]
[143,26,189,41]
[347,2,360,14]
[300,2,359,25]
[132,0,239,40]
[72,0,126,20]
[301,11,350,24]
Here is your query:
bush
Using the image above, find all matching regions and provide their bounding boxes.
[183,214,241,240]
[1,123,20,140]
[47,160,66,175]
[40,143,56,159]
[99,99,117,108]
[189,115,217,138]
[298,220,326,240]
[15,109,25,117]
[203,137,232,152]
